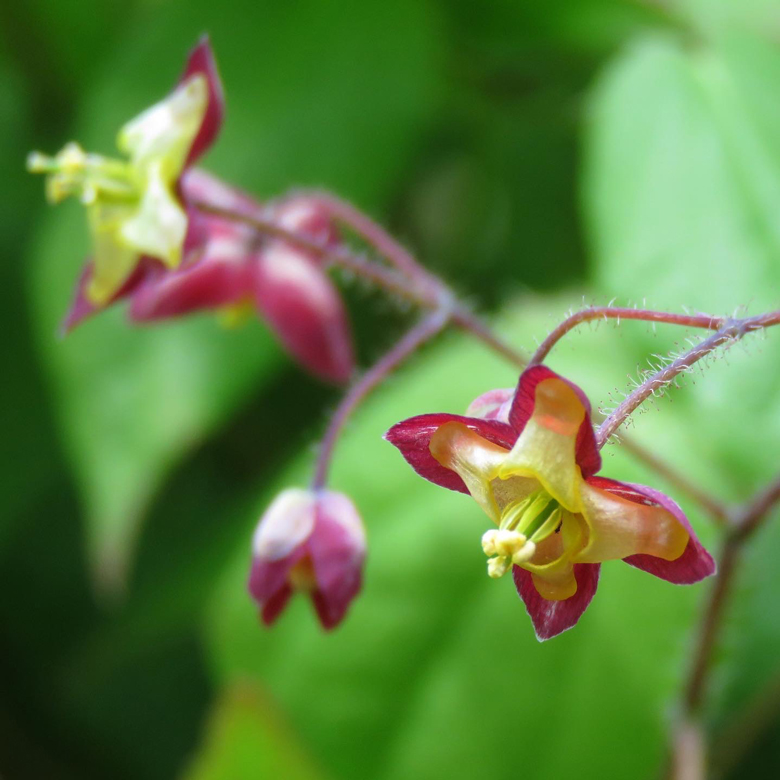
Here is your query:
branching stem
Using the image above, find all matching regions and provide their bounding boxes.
[530,306,727,366]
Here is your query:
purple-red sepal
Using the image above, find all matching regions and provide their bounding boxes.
[513,563,601,641]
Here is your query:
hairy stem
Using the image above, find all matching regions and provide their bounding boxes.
[530,306,727,366]
[597,313,780,448]
[302,190,437,286]
[192,199,529,369]
[312,311,450,490]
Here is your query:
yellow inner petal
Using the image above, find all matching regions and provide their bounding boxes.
[524,510,587,600]
[429,422,509,522]
[498,378,586,511]
[574,481,689,564]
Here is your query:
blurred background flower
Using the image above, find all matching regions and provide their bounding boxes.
[2,0,780,778]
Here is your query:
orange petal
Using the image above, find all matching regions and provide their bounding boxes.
[574,480,689,563]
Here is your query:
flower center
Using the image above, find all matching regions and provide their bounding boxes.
[27,142,139,205]
[481,489,562,579]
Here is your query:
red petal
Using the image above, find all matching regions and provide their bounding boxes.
[180,36,225,168]
[306,498,365,630]
[589,477,717,584]
[61,258,156,334]
[513,562,600,641]
[508,365,601,478]
[260,583,294,626]
[384,414,517,494]
[128,249,251,320]
[253,246,354,384]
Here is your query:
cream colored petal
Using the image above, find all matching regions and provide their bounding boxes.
[498,377,586,511]
[429,422,509,522]
[86,202,139,304]
[253,489,316,561]
[118,74,208,171]
[119,160,187,268]
[574,481,689,564]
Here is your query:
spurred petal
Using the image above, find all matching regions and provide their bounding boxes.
[253,245,353,384]
[307,491,366,630]
[576,476,690,565]
[429,422,518,521]
[500,372,589,510]
[179,36,225,167]
[384,414,517,494]
[603,481,717,584]
[513,562,600,641]
[508,366,601,478]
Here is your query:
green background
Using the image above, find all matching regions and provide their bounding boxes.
[1,0,780,777]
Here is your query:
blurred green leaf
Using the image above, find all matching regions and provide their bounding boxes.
[583,27,780,757]
[201,296,734,780]
[27,0,444,594]
[184,683,325,780]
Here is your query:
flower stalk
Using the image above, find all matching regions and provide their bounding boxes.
[312,310,450,490]
[596,313,780,448]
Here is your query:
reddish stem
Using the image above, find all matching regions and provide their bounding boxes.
[311,310,450,490]
[192,199,529,369]
[597,312,780,448]
[530,306,726,366]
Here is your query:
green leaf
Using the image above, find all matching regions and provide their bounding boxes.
[201,296,726,780]
[583,27,780,753]
[183,683,325,780]
[27,0,444,594]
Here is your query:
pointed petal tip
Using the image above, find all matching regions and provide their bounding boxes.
[181,34,225,167]
[513,563,600,640]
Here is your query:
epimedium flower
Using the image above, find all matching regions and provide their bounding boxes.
[248,488,366,629]
[385,365,716,640]
[27,36,224,306]
[61,168,355,384]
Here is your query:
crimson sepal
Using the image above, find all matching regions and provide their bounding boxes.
[513,562,601,641]
[384,414,517,494]
[179,35,225,168]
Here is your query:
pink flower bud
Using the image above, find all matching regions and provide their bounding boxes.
[248,488,366,630]
[252,196,354,384]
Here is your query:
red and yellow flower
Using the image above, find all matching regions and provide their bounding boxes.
[385,365,715,640]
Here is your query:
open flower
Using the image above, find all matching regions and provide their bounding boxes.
[248,488,366,629]
[385,365,715,640]
[27,36,224,306]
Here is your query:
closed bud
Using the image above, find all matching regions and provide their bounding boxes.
[248,488,366,630]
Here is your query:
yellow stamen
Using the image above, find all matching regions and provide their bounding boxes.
[487,556,511,579]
